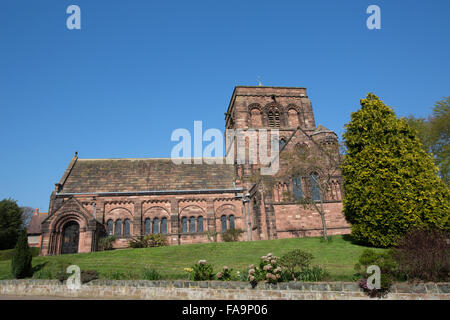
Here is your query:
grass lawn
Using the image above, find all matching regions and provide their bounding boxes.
[0,235,384,281]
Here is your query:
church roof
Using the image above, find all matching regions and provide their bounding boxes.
[58,157,237,194]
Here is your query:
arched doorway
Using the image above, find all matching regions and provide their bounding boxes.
[61,221,80,254]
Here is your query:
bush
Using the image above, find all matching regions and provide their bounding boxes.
[142,265,162,280]
[80,270,99,284]
[342,93,450,247]
[203,230,218,243]
[392,228,449,282]
[216,266,233,281]
[279,249,313,279]
[191,260,215,281]
[128,234,168,248]
[11,229,33,279]
[247,253,283,286]
[221,228,244,242]
[98,235,115,251]
[146,234,168,247]
[354,249,397,297]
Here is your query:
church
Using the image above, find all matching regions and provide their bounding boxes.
[39,86,350,256]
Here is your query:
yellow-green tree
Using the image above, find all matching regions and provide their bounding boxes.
[342,94,450,247]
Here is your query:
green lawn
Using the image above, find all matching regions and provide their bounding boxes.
[0,235,384,281]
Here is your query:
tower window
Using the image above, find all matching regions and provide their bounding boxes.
[268,110,280,127]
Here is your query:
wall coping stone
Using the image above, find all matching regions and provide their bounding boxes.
[0,279,449,293]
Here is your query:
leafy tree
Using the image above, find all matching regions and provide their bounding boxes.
[342,93,450,247]
[11,229,33,279]
[404,97,450,186]
[0,198,24,250]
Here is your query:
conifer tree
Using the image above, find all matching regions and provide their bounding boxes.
[342,93,449,247]
[11,229,33,278]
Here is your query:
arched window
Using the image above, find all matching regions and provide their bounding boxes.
[123,219,131,237]
[292,176,304,200]
[144,218,151,235]
[198,216,204,233]
[107,219,114,236]
[182,217,188,233]
[229,215,235,229]
[221,215,227,232]
[115,219,122,237]
[280,138,287,150]
[153,218,160,234]
[268,110,281,128]
[309,172,321,201]
[161,218,168,234]
[189,216,196,233]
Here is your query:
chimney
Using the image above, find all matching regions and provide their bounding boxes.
[34,208,39,216]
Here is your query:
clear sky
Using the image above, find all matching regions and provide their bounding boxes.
[1,0,449,212]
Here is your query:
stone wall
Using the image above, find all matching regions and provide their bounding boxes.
[0,280,448,300]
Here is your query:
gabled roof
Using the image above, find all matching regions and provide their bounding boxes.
[58,157,236,194]
[27,211,48,235]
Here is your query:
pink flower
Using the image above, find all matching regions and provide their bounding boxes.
[249,275,255,282]
[198,260,206,265]
[248,268,255,275]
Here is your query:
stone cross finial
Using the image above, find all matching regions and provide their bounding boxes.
[257,76,262,86]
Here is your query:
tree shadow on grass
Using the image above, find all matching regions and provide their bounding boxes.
[32,262,48,273]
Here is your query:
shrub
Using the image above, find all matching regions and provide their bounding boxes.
[392,228,449,282]
[247,253,283,286]
[191,260,215,281]
[98,235,115,251]
[221,228,244,242]
[279,249,313,279]
[11,229,33,279]
[80,270,99,284]
[342,93,450,247]
[216,266,233,281]
[128,234,168,248]
[142,265,162,280]
[203,230,218,243]
[128,236,147,248]
[354,249,397,297]
[145,234,168,247]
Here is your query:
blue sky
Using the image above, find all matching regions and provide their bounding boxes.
[1,0,449,212]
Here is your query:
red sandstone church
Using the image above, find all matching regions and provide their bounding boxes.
[40,86,349,256]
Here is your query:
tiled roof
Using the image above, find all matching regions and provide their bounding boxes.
[59,158,236,194]
[27,212,47,235]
